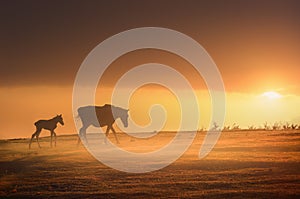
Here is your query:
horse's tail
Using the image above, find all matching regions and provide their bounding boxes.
[77,106,86,119]
[75,107,84,121]
[74,114,80,120]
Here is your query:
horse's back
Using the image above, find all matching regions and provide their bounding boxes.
[78,104,114,127]
[34,119,46,126]
[34,119,55,130]
[78,106,95,115]
[78,105,110,116]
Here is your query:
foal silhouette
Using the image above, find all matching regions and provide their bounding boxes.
[29,114,64,149]
[77,104,129,144]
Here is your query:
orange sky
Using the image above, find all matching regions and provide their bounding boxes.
[1,0,300,138]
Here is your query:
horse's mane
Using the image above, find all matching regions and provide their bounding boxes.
[51,115,61,120]
[51,116,58,119]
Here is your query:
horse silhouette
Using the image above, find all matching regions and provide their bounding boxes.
[77,104,129,145]
[29,114,64,149]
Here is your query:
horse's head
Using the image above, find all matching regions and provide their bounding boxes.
[120,109,129,128]
[56,114,64,126]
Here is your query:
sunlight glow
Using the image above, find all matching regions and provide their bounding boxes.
[261,91,282,99]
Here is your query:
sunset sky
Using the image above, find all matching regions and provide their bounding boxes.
[1,0,300,139]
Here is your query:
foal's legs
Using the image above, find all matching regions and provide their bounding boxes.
[29,134,35,149]
[54,132,57,147]
[29,128,42,149]
[50,131,53,147]
[36,135,41,148]
[50,130,56,147]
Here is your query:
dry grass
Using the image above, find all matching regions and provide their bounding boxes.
[0,131,299,198]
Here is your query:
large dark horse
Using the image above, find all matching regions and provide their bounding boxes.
[29,114,64,149]
[77,104,129,144]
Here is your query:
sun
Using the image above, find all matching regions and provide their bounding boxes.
[261,91,282,99]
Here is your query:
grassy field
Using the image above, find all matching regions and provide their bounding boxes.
[0,130,299,198]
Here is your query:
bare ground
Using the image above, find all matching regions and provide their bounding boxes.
[0,130,299,198]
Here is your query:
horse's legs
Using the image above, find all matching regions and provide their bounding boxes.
[104,126,110,144]
[110,126,120,144]
[77,126,87,145]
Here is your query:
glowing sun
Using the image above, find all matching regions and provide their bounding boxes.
[261,91,282,99]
